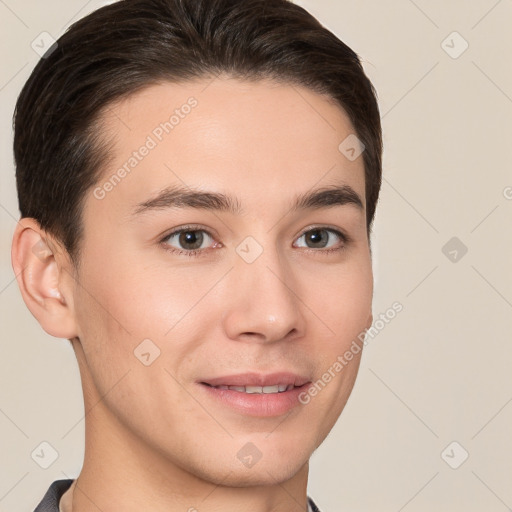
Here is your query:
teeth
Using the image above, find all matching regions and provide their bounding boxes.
[212,384,295,393]
[244,386,263,393]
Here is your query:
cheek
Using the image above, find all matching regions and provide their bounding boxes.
[303,257,372,415]
[77,247,184,339]
[315,258,373,343]
[72,246,207,393]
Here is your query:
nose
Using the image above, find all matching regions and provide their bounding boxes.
[221,243,307,344]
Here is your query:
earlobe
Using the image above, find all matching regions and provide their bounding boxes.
[11,218,78,339]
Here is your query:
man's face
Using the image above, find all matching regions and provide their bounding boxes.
[69,77,373,486]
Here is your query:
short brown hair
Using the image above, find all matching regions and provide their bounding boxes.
[13,0,382,266]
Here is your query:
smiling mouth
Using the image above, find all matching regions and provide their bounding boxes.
[201,383,297,394]
[199,377,312,416]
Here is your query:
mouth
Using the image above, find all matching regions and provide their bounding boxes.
[197,372,312,417]
[201,383,297,394]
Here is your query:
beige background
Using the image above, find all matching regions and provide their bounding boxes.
[1,1,511,511]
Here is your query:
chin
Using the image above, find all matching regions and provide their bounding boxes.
[220,459,308,488]
[187,447,310,488]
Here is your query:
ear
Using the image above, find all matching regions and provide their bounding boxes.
[11,218,78,339]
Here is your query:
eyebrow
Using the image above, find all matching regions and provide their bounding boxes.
[130,183,364,217]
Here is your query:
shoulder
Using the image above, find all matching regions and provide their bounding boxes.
[308,495,323,512]
[34,479,74,512]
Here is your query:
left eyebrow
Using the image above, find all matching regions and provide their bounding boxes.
[130,183,364,218]
[291,185,364,213]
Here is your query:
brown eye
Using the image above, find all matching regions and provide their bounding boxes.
[304,229,329,248]
[176,230,205,250]
[161,226,216,256]
[294,227,348,253]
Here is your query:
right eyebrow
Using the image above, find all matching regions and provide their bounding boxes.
[131,185,243,217]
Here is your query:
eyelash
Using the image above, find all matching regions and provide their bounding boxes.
[159,224,350,258]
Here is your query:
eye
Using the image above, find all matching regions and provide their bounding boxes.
[160,225,219,257]
[160,225,349,257]
[294,227,348,253]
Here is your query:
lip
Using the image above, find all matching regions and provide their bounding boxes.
[197,372,312,417]
[199,371,310,388]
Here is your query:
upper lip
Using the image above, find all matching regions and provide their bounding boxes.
[199,372,310,388]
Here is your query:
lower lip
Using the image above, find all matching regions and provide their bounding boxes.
[198,383,312,417]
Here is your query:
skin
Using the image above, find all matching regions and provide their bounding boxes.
[12,77,373,512]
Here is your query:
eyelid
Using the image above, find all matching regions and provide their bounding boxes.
[161,223,216,240]
[297,224,350,243]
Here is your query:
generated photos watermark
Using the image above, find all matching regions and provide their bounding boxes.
[298,301,403,404]
[93,97,198,200]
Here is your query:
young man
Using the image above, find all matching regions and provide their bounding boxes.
[11,0,382,510]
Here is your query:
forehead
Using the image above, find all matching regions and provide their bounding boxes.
[87,77,366,221]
